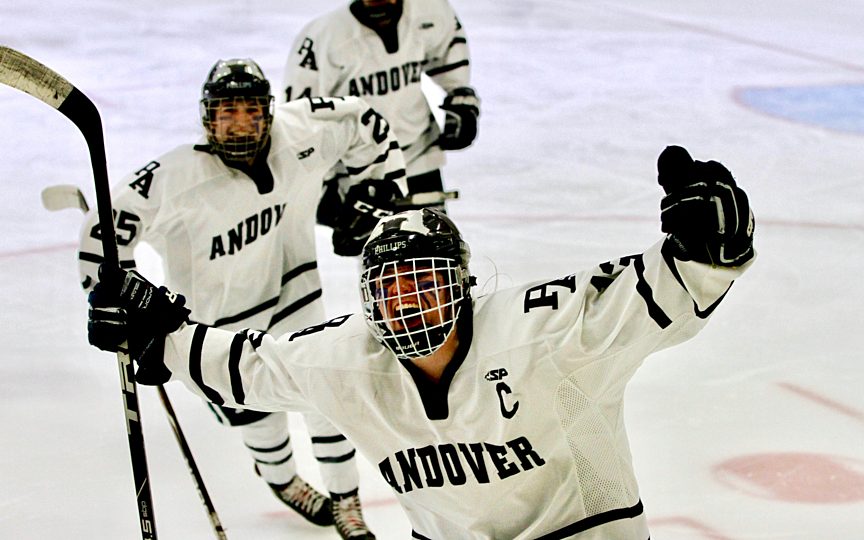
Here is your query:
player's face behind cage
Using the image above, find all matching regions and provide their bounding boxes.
[202,96,272,163]
[361,258,464,360]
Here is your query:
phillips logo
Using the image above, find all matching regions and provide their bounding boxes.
[374,240,407,255]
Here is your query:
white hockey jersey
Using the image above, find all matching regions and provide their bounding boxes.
[78,96,406,334]
[159,240,752,538]
[281,0,471,176]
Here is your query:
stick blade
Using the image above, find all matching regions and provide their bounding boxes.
[41,184,89,212]
[0,46,74,109]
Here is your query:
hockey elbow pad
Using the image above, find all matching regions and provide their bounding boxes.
[657,146,755,267]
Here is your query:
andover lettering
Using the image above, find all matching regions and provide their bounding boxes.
[378,436,546,493]
[210,203,286,260]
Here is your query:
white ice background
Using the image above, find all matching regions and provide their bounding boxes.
[1,1,863,538]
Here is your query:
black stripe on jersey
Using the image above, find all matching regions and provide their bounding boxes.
[634,255,673,329]
[213,263,318,328]
[281,261,318,285]
[384,168,408,183]
[533,499,644,539]
[228,332,247,406]
[268,289,323,329]
[189,324,224,405]
[448,37,467,49]
[78,251,136,269]
[660,244,731,320]
[425,59,470,77]
[316,449,356,464]
[344,140,401,176]
[246,329,265,349]
[213,297,279,328]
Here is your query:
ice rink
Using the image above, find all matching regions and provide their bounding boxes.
[1,0,863,538]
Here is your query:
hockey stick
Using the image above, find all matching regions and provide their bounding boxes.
[0,46,157,539]
[41,184,229,539]
[41,184,90,212]
[394,189,459,207]
[157,385,229,539]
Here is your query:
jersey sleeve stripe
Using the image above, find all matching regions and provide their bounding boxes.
[447,37,467,49]
[384,169,408,182]
[78,251,103,263]
[228,332,247,406]
[189,324,225,405]
[634,255,673,329]
[268,288,323,330]
[343,140,402,175]
[425,59,470,77]
[661,244,731,319]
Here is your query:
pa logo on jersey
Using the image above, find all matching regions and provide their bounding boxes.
[485,368,508,381]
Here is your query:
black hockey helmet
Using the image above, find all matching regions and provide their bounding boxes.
[199,58,274,163]
[360,208,473,360]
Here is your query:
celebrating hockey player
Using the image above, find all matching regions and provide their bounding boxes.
[282,0,479,255]
[77,58,407,538]
[86,146,755,538]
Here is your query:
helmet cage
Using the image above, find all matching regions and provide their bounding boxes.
[200,95,274,162]
[361,256,467,360]
[199,58,274,163]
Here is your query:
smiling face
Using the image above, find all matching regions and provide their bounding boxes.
[203,96,271,163]
[374,263,452,333]
[355,0,402,29]
[362,256,465,360]
[359,209,472,360]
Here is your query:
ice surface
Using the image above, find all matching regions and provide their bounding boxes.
[1,1,862,538]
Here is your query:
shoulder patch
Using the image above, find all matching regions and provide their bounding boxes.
[128,161,160,199]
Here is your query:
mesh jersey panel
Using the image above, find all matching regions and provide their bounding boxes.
[555,374,637,517]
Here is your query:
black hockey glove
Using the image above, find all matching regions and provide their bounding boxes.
[87,264,190,385]
[657,145,755,267]
[438,87,480,151]
[331,180,399,256]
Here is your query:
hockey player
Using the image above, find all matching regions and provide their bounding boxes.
[77,58,407,538]
[86,146,755,538]
[282,0,480,256]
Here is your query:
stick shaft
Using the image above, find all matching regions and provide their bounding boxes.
[0,46,157,539]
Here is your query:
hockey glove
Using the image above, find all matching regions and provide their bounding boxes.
[657,145,755,267]
[331,180,399,256]
[87,264,190,385]
[439,87,480,151]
